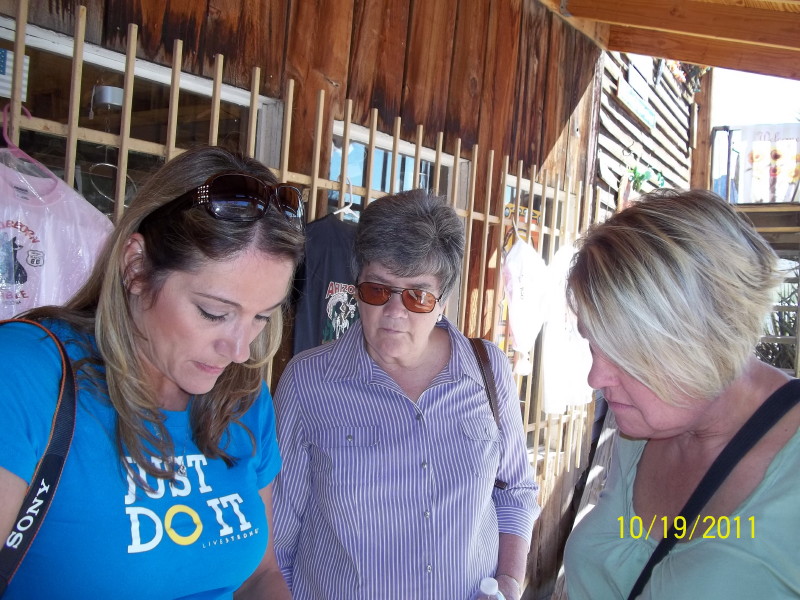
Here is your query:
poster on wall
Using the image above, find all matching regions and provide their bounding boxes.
[739,123,800,203]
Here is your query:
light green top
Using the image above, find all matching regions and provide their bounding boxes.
[564,427,800,599]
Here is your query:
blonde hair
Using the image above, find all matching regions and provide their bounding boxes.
[567,189,783,404]
[26,146,304,483]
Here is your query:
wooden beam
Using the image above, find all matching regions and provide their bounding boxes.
[537,0,611,47]
[690,69,713,189]
[608,26,800,80]
[564,0,800,51]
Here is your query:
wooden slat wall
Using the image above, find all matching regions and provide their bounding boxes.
[8,0,602,186]
[595,51,694,208]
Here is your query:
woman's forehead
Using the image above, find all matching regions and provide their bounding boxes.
[360,261,440,289]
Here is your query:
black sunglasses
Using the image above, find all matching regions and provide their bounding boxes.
[141,172,303,229]
[356,282,443,314]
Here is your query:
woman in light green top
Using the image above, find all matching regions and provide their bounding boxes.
[563,189,800,599]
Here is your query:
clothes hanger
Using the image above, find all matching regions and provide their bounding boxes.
[333,177,358,221]
[1,103,58,182]
[85,82,137,207]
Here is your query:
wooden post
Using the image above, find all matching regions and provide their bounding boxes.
[246,66,261,158]
[64,5,86,186]
[165,39,183,162]
[9,0,28,146]
[208,54,224,146]
[114,23,137,223]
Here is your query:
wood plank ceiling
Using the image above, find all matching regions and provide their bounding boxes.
[541,0,800,81]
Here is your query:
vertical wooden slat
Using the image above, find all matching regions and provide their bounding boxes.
[572,180,583,243]
[532,168,551,472]
[490,154,510,345]
[9,0,28,146]
[390,116,401,193]
[114,23,137,224]
[364,108,378,206]
[165,38,183,162]
[580,181,592,234]
[279,79,295,183]
[459,143,479,333]
[449,137,461,209]
[64,5,86,185]
[433,131,443,195]
[556,412,566,475]
[565,406,576,473]
[594,185,603,223]
[246,66,261,158]
[476,149,494,337]
[537,168,549,259]
[308,89,326,219]
[524,163,540,473]
[208,53,224,146]
[503,159,524,355]
[337,99,353,212]
[413,124,423,189]
[561,176,572,247]
[548,175,561,263]
[527,164,538,237]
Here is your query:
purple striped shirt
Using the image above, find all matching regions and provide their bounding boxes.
[273,318,540,599]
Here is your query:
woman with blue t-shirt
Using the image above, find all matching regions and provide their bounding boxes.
[0,146,304,598]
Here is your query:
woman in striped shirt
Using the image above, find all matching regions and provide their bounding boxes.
[273,189,540,600]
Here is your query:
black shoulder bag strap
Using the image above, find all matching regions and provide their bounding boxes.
[0,319,77,596]
[627,378,800,599]
[469,337,508,490]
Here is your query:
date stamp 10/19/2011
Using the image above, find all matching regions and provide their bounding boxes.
[618,515,755,541]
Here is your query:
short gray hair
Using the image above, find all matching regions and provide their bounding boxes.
[352,189,465,298]
[567,188,783,404]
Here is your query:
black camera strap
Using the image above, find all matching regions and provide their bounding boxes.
[0,320,76,596]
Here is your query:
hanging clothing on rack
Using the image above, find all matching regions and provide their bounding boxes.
[502,236,548,375]
[292,214,359,355]
[540,243,593,414]
[0,149,113,318]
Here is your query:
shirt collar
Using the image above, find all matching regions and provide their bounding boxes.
[323,316,487,388]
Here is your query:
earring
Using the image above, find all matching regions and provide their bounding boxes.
[437,313,443,322]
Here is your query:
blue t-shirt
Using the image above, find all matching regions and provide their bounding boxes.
[0,320,282,599]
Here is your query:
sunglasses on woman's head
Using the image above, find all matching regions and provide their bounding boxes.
[140,172,304,229]
[356,282,443,314]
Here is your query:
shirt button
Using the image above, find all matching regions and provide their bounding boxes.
[421,461,428,469]
[416,414,423,421]
[424,510,431,519]
[426,564,432,573]
[346,434,353,443]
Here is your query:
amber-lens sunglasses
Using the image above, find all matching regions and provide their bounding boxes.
[355,282,443,314]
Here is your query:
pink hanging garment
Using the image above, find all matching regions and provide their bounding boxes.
[0,150,113,317]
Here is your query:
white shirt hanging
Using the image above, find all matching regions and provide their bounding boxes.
[540,243,593,414]
[502,236,548,375]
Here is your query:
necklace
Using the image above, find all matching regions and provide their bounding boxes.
[168,443,188,477]
[174,460,187,477]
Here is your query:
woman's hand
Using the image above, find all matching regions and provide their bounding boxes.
[496,573,522,600]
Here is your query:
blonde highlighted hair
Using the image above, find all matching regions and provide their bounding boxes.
[567,188,783,404]
[26,146,304,483]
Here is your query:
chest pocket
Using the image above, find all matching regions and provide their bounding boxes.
[454,417,500,478]
[308,426,381,485]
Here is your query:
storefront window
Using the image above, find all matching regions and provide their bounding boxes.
[0,18,273,216]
